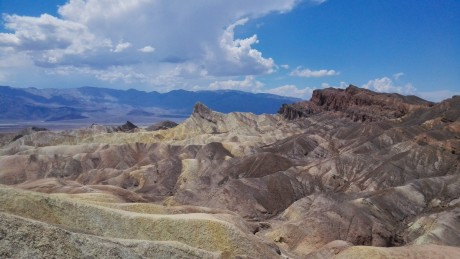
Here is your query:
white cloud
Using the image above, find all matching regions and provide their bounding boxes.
[0,0,334,90]
[208,18,275,76]
[362,77,416,94]
[45,65,147,84]
[138,45,155,53]
[92,66,146,83]
[208,76,263,92]
[266,85,315,99]
[280,64,290,69]
[290,67,339,77]
[362,76,459,102]
[112,42,131,53]
[0,0,330,89]
[0,32,20,45]
[321,81,348,89]
[0,13,99,53]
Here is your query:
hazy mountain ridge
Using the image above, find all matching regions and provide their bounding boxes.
[0,86,459,258]
[0,85,300,122]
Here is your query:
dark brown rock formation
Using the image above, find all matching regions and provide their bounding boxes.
[109,121,138,133]
[146,120,178,131]
[279,85,433,121]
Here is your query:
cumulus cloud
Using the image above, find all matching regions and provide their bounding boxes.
[362,77,416,94]
[266,85,315,99]
[212,18,275,75]
[321,81,348,89]
[362,76,459,102]
[208,76,264,92]
[290,67,339,77]
[112,42,131,53]
[45,65,148,84]
[138,46,155,53]
[0,0,328,89]
[0,14,94,52]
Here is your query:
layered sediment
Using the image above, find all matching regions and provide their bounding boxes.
[1,86,459,258]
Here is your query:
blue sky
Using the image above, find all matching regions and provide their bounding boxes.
[0,0,459,101]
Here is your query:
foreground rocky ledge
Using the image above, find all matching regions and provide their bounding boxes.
[0,185,279,258]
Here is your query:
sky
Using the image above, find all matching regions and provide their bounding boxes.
[0,0,459,101]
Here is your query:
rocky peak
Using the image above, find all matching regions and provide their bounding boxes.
[105,121,139,133]
[119,121,138,131]
[193,102,218,123]
[279,85,433,122]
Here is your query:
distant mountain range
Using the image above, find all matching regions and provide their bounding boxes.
[0,85,300,123]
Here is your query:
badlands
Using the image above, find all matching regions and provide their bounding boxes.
[1,85,460,258]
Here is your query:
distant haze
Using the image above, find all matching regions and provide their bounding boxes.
[0,85,299,130]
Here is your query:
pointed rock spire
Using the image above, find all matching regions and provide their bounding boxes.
[193,102,217,122]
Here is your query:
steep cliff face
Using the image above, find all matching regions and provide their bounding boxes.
[279,85,433,121]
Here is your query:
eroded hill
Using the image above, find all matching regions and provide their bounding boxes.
[1,85,459,258]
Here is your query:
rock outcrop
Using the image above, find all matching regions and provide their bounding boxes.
[146,120,178,131]
[279,85,433,121]
[109,121,139,133]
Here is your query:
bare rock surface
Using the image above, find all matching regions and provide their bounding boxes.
[333,245,460,258]
[146,120,178,131]
[279,85,433,121]
[0,212,221,259]
[0,86,460,258]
